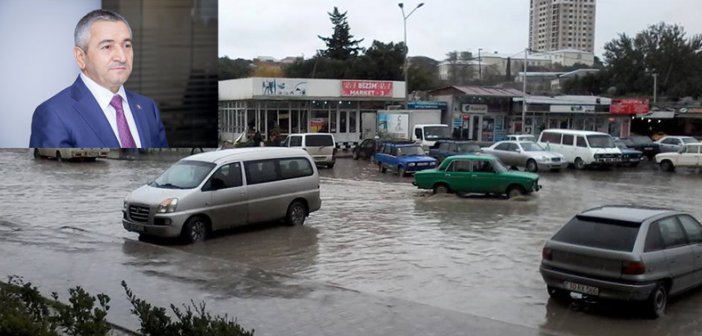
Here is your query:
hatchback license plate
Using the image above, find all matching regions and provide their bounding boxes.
[564,281,599,295]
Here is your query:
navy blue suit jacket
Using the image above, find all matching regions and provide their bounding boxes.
[29,76,168,148]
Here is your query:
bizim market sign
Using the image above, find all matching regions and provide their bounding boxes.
[341,80,393,97]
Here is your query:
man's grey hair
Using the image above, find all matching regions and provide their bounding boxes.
[74,9,132,50]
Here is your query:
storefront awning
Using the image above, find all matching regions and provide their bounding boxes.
[641,111,676,119]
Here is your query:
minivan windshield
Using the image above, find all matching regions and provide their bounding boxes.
[586,135,615,148]
[150,160,216,189]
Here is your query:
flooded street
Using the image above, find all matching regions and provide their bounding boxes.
[2,149,702,335]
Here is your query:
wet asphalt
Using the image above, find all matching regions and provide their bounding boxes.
[1,149,702,335]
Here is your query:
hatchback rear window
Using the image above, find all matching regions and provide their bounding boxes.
[306,135,334,147]
[552,216,641,252]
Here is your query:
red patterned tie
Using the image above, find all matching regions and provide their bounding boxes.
[110,95,136,148]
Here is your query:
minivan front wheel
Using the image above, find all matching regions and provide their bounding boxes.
[645,283,667,319]
[574,158,585,170]
[286,201,307,226]
[182,216,208,243]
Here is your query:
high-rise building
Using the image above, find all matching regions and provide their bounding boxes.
[529,0,596,52]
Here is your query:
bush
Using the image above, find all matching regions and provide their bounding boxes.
[0,276,254,336]
[122,281,254,336]
[0,275,110,336]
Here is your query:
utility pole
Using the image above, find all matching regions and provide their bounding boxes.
[478,48,483,81]
[521,48,528,134]
[652,73,658,105]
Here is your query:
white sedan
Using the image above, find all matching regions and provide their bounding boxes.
[656,143,702,171]
[482,140,565,172]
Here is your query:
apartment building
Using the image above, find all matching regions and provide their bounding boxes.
[529,0,596,52]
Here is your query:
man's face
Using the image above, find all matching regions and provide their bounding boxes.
[75,20,133,93]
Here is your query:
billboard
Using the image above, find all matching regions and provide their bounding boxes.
[610,99,649,114]
[341,80,393,97]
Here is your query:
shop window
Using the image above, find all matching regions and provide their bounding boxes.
[349,111,357,133]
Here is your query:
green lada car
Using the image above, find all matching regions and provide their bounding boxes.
[413,154,541,198]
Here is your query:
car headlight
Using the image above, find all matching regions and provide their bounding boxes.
[157,198,178,213]
[123,198,128,210]
[409,163,416,167]
[430,161,436,165]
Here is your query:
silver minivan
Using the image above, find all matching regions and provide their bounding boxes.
[122,147,322,243]
[540,206,702,318]
[281,133,336,168]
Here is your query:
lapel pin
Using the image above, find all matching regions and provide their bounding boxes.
[136,104,142,110]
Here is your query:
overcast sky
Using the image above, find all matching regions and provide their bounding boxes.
[219,0,702,61]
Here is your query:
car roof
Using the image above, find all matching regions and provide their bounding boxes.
[661,135,697,139]
[578,205,680,223]
[540,129,609,136]
[445,154,492,160]
[288,133,334,136]
[183,147,309,164]
[436,140,482,144]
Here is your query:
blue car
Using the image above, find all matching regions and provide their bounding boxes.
[373,143,438,176]
[614,138,644,167]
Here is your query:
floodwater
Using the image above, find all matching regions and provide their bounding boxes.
[2,149,702,335]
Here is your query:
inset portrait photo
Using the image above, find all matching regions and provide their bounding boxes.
[0,0,218,148]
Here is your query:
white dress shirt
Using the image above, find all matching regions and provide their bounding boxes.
[79,73,143,148]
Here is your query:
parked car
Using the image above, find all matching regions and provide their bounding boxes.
[506,134,537,142]
[481,140,564,172]
[413,155,540,198]
[428,140,486,163]
[621,135,660,160]
[655,136,699,153]
[373,143,438,176]
[537,129,622,169]
[352,139,413,160]
[656,143,702,172]
[33,148,109,161]
[613,138,645,167]
[281,133,336,168]
[122,147,322,243]
[540,205,702,318]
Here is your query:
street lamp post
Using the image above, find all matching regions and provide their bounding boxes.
[398,2,424,109]
[478,48,483,81]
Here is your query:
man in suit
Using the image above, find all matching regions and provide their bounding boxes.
[29,9,168,148]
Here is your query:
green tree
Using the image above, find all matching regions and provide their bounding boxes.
[355,40,405,80]
[408,56,440,92]
[218,57,253,80]
[603,22,702,98]
[317,7,364,60]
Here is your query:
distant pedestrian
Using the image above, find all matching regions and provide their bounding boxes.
[253,130,263,147]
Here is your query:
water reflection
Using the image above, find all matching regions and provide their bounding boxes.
[121,238,319,300]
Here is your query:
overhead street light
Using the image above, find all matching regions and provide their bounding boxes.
[399,2,424,109]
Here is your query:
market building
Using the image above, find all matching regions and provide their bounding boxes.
[219,77,405,149]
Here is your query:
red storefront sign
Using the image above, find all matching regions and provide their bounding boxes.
[341,80,393,97]
[610,99,650,114]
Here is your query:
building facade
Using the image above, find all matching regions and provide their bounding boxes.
[219,78,406,149]
[529,0,597,52]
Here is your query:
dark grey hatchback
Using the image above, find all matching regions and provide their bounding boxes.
[540,206,702,318]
